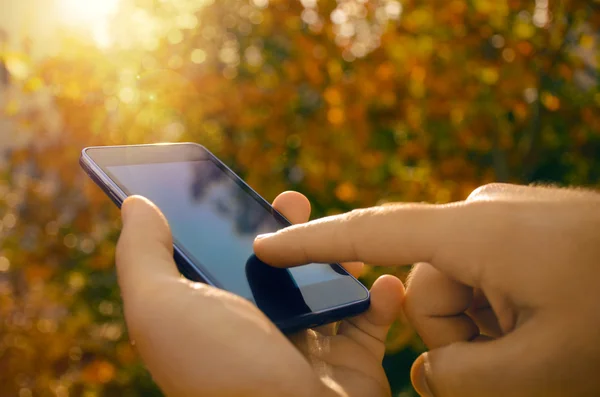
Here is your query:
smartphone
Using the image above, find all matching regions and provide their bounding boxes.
[80,143,369,333]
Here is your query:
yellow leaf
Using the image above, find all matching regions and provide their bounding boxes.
[514,22,535,39]
[335,182,358,202]
[580,34,595,49]
[376,62,395,81]
[327,108,345,125]
[24,77,43,92]
[480,67,499,85]
[324,87,343,106]
[541,92,560,111]
[410,65,426,83]
[4,99,19,116]
[82,360,116,384]
[473,0,494,14]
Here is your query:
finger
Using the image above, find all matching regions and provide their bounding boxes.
[410,316,571,397]
[255,202,486,287]
[272,191,338,336]
[116,196,179,301]
[272,191,364,279]
[337,275,405,360]
[404,263,479,349]
[467,307,503,338]
[272,191,311,224]
[467,289,503,338]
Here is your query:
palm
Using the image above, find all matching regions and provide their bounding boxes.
[116,191,403,397]
[290,326,393,397]
[132,277,398,397]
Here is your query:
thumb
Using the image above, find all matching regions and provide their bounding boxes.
[411,317,559,397]
[116,196,179,303]
[337,275,405,360]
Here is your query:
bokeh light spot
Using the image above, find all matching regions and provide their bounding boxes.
[0,256,10,272]
[191,49,207,64]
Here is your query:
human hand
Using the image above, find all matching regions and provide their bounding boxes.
[116,191,404,397]
[254,184,600,397]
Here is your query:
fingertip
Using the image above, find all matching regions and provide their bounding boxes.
[372,274,406,299]
[121,195,154,223]
[255,191,312,266]
[367,275,405,326]
[252,235,271,264]
[253,229,303,268]
[273,191,311,208]
[411,354,433,397]
[118,195,173,251]
[272,191,311,225]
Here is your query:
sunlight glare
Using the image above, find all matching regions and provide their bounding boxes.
[57,0,120,47]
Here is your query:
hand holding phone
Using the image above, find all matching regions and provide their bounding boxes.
[80,143,369,331]
[116,191,404,397]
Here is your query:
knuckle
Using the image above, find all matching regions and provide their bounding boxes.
[461,200,518,282]
[464,199,516,239]
[343,207,368,223]
[467,183,513,201]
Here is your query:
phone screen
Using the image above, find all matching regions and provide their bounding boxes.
[102,156,367,323]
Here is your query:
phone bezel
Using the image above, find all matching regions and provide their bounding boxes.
[80,143,370,332]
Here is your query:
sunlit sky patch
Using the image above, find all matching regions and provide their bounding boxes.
[0,0,121,54]
[56,0,121,47]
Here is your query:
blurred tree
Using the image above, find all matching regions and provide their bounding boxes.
[0,0,598,396]
[0,30,9,88]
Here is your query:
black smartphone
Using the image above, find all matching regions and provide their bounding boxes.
[80,143,369,333]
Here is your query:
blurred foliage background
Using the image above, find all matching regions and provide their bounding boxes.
[0,0,599,396]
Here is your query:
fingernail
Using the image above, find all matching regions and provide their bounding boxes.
[255,233,274,240]
[412,354,433,397]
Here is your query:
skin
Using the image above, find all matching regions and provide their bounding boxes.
[254,184,600,397]
[118,183,600,397]
[116,191,404,397]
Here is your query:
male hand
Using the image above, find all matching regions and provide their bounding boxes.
[116,191,404,397]
[254,184,600,397]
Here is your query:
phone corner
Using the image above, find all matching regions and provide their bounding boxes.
[80,146,98,163]
[354,291,371,314]
[348,287,371,316]
[78,150,90,169]
[357,283,371,304]
[186,141,208,151]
